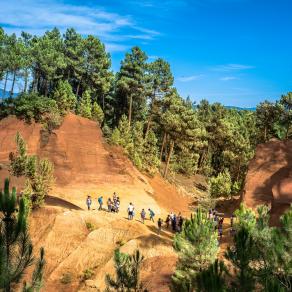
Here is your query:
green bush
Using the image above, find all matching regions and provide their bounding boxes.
[85,222,95,232]
[82,268,94,281]
[210,169,232,198]
[60,273,72,285]
[14,92,58,122]
[92,101,104,124]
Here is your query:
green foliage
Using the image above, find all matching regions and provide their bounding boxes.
[105,249,145,292]
[14,93,58,122]
[77,90,92,119]
[0,179,45,292]
[52,80,76,114]
[91,101,104,124]
[196,260,228,292]
[9,133,54,209]
[23,158,54,209]
[210,169,232,198]
[23,248,45,292]
[115,46,148,125]
[225,227,256,291]
[81,268,94,281]
[9,132,27,177]
[142,130,160,175]
[60,273,72,285]
[171,209,219,291]
[85,222,95,232]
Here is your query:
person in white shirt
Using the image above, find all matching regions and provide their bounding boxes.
[128,203,134,220]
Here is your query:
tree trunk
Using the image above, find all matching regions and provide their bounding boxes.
[128,94,133,126]
[10,71,16,98]
[44,79,48,97]
[264,127,267,142]
[160,132,167,161]
[2,72,8,98]
[76,79,81,98]
[144,115,152,140]
[163,140,174,178]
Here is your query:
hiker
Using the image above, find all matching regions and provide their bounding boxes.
[128,203,134,220]
[157,218,163,235]
[98,196,103,210]
[178,215,184,232]
[107,198,112,212]
[114,199,120,213]
[148,208,155,222]
[165,215,170,228]
[113,192,117,204]
[170,212,174,221]
[140,208,146,224]
[86,195,92,211]
[171,214,177,232]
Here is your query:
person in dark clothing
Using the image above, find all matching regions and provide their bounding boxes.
[165,215,170,228]
[172,215,177,232]
[158,218,163,235]
[140,209,146,224]
[178,216,184,232]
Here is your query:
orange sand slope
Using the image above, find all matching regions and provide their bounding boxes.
[243,139,292,223]
[0,114,192,291]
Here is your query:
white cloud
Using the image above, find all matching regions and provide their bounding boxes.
[220,76,238,81]
[178,74,204,82]
[212,63,255,72]
[1,0,159,53]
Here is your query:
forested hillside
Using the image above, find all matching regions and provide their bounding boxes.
[0,27,291,197]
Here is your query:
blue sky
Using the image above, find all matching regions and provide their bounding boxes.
[1,0,291,107]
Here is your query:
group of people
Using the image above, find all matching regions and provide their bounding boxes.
[208,208,237,241]
[86,192,120,213]
[107,193,120,213]
[165,212,184,232]
[87,195,239,241]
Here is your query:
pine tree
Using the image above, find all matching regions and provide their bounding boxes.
[82,35,113,107]
[116,115,133,155]
[0,179,45,292]
[63,28,84,85]
[77,90,92,119]
[31,28,65,95]
[91,101,104,125]
[9,132,28,177]
[196,260,228,292]
[105,249,145,292]
[171,209,219,291]
[142,130,160,175]
[130,121,144,169]
[145,58,174,139]
[52,80,76,114]
[9,133,54,209]
[115,47,148,125]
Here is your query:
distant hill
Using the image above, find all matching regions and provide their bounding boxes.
[225,105,256,111]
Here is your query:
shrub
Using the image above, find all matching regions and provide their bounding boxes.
[82,268,94,281]
[14,92,58,122]
[52,80,77,114]
[92,102,104,124]
[10,133,54,209]
[210,169,232,198]
[60,273,72,285]
[86,222,95,232]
